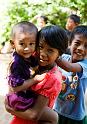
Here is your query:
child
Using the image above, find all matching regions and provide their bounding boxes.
[66,14,80,35]
[31,15,48,30]
[5,25,68,124]
[36,15,48,30]
[6,21,40,111]
[54,25,87,124]
[65,14,80,54]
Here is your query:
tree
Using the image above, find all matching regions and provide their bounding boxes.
[0,0,87,45]
[1,0,29,44]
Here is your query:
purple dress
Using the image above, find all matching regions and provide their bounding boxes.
[6,52,38,111]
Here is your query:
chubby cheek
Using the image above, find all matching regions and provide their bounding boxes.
[50,54,59,63]
[15,48,23,54]
[70,44,75,54]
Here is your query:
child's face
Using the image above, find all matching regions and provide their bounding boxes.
[39,40,59,67]
[70,34,87,62]
[66,18,77,31]
[13,31,36,58]
[37,17,46,29]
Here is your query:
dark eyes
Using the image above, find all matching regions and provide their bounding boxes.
[48,49,53,53]
[19,42,35,46]
[74,42,80,46]
[19,42,24,45]
[29,43,35,46]
[39,46,53,53]
[85,44,87,48]
[74,42,87,49]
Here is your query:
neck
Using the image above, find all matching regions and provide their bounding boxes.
[37,63,56,74]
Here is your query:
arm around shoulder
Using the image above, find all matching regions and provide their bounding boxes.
[56,57,82,73]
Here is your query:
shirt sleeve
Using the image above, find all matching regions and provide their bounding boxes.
[31,68,62,98]
[77,59,87,78]
[8,62,25,87]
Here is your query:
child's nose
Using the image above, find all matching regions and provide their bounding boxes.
[78,45,84,50]
[24,47,29,51]
[77,45,84,52]
[40,50,47,58]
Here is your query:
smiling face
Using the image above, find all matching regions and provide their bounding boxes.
[39,39,59,67]
[70,34,87,62]
[12,30,36,58]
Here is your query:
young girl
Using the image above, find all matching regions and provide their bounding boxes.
[5,25,68,124]
[54,25,87,124]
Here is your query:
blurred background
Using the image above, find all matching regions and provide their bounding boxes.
[0,0,87,52]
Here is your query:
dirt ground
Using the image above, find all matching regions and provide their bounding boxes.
[0,53,12,124]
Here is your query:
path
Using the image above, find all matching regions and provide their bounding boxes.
[0,53,12,124]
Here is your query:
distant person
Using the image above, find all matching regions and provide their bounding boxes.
[65,14,80,54]
[66,14,80,36]
[31,15,48,30]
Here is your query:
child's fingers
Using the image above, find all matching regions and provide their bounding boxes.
[35,73,46,82]
[4,97,14,113]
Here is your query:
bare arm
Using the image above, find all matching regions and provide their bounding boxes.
[11,78,36,92]
[11,73,46,92]
[5,94,58,123]
[56,57,82,73]
[39,107,58,124]
[5,94,49,121]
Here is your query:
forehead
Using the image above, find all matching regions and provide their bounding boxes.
[38,17,45,22]
[39,40,55,51]
[12,25,37,36]
[39,39,48,46]
[14,28,37,38]
[39,39,47,46]
[73,34,87,43]
[67,18,75,23]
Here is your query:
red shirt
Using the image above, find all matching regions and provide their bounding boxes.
[31,65,62,108]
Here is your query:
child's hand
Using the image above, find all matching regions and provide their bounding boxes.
[34,73,46,83]
[8,86,15,93]
[5,97,14,115]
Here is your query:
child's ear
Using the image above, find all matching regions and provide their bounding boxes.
[76,23,79,26]
[10,40,15,49]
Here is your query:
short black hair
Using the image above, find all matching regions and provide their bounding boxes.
[11,21,38,39]
[69,14,80,24]
[37,25,68,56]
[70,25,87,44]
[40,16,48,24]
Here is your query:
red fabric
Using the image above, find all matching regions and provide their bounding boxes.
[10,116,37,124]
[31,65,62,108]
[10,65,62,124]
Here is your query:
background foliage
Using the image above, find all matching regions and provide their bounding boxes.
[0,0,87,45]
